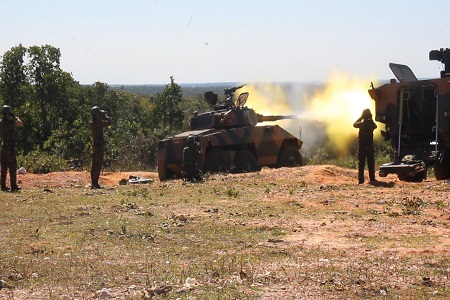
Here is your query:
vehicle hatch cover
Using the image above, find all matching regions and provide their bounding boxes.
[389,63,418,82]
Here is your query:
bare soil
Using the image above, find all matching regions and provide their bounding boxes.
[16,165,398,188]
[15,165,450,257]
[3,165,450,299]
[16,170,159,189]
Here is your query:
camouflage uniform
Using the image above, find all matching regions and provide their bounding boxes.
[182,136,202,182]
[353,109,377,184]
[0,113,20,191]
[90,108,111,189]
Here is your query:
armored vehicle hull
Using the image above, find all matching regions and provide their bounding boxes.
[158,124,302,181]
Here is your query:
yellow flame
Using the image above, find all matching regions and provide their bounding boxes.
[240,72,381,157]
[308,72,379,155]
[240,84,292,115]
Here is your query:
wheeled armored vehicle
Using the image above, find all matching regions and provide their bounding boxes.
[157,84,303,181]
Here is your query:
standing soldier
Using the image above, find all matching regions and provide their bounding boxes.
[90,106,111,189]
[0,105,23,192]
[182,135,203,182]
[353,108,377,184]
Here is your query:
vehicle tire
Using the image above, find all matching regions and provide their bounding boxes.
[233,150,258,173]
[277,146,302,167]
[434,161,450,180]
[158,168,166,181]
[158,158,167,181]
[434,163,447,180]
[204,149,231,173]
[397,170,426,182]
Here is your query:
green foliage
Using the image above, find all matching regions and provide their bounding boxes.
[0,44,28,108]
[0,44,170,172]
[151,76,184,135]
[226,187,240,198]
[180,95,210,129]
[307,141,394,169]
[374,142,394,166]
[119,83,231,98]
[308,151,357,169]
[17,150,68,174]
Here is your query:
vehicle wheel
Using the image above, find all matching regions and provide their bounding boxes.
[233,150,258,173]
[158,168,166,181]
[204,149,230,173]
[398,170,426,182]
[434,161,450,180]
[277,146,302,167]
[158,158,167,181]
[434,163,447,180]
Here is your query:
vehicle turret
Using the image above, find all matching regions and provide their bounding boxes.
[189,85,297,130]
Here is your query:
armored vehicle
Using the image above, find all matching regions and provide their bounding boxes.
[157,84,303,181]
[368,48,450,181]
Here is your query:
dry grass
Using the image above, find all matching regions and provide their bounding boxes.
[1,166,450,299]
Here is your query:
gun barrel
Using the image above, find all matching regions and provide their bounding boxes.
[224,84,247,95]
[257,114,297,122]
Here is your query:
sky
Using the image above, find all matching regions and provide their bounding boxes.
[1,0,450,85]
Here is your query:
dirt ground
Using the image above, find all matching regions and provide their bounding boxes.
[16,170,160,189]
[3,165,450,298]
[15,165,410,189]
[14,165,450,259]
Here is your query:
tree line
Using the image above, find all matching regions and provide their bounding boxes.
[0,44,209,172]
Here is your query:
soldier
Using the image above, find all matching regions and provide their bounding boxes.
[0,105,23,192]
[353,108,377,184]
[182,135,203,182]
[90,106,111,189]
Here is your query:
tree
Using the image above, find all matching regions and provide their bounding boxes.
[180,95,210,130]
[26,45,77,150]
[0,44,28,108]
[0,44,169,171]
[1,44,89,155]
[152,76,184,135]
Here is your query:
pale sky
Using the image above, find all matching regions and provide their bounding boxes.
[1,0,449,84]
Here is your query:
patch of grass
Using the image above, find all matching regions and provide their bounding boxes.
[226,187,240,198]
[402,196,426,215]
[359,234,439,250]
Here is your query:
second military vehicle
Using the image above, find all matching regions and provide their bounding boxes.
[369,48,450,181]
[157,84,303,181]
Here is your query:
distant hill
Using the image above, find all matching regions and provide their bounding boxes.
[110,82,238,97]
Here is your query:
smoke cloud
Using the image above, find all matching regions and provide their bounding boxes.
[241,72,381,156]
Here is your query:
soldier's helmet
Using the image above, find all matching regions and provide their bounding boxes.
[1,105,12,115]
[91,106,101,116]
[362,108,372,118]
[187,135,195,144]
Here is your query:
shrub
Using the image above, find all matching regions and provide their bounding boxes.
[17,150,68,174]
[307,142,393,169]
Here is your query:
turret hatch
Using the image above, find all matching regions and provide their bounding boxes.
[389,63,418,82]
